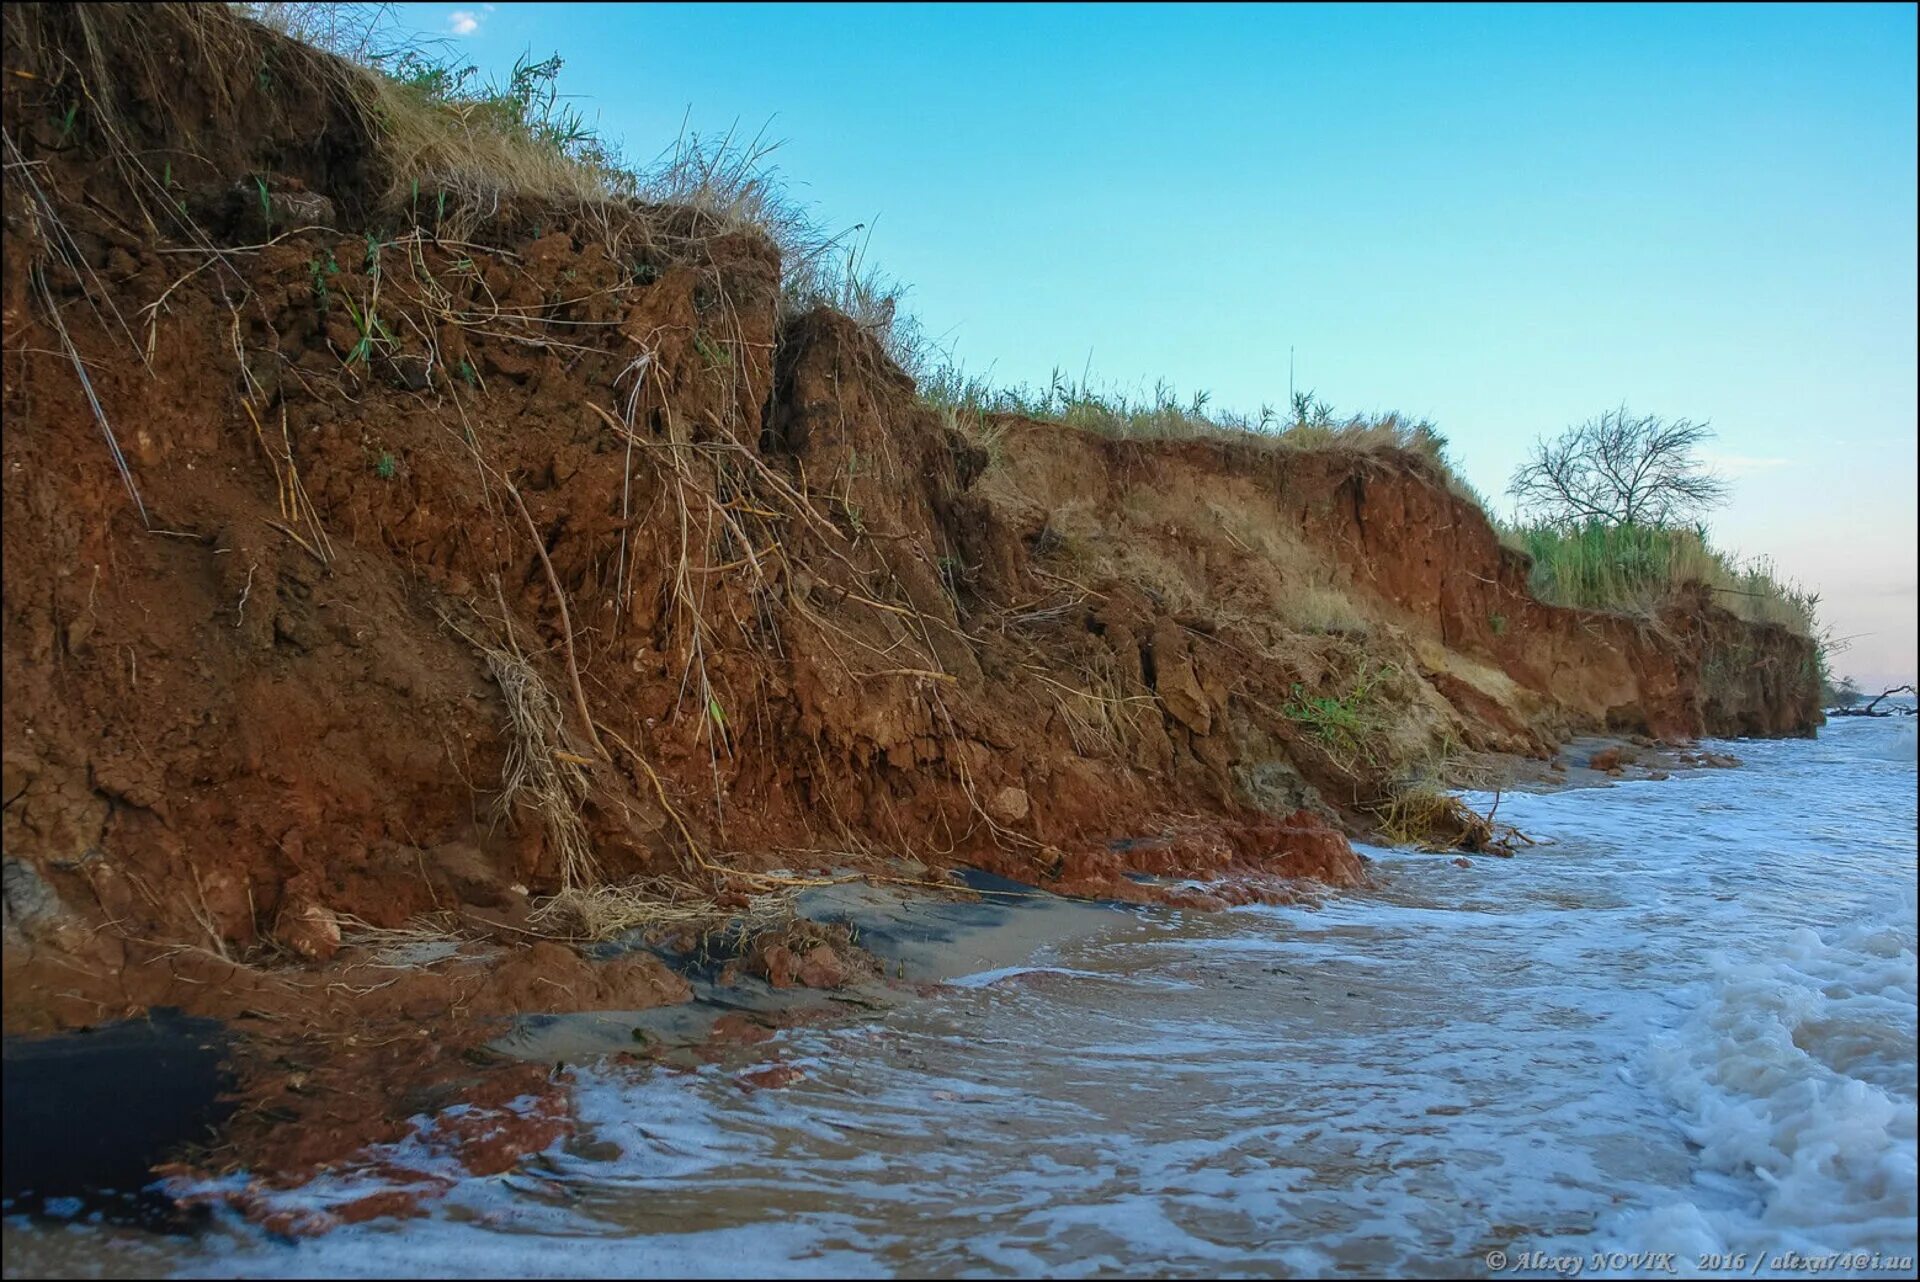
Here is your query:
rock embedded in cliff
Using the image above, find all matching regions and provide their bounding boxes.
[226,177,335,239]
[429,840,508,907]
[1149,618,1213,735]
[756,942,800,989]
[200,867,259,947]
[988,786,1031,824]
[1,858,75,946]
[749,937,850,990]
[478,943,691,1013]
[278,898,341,963]
[595,953,695,1007]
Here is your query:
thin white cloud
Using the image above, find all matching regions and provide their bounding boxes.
[1700,450,1791,475]
[448,9,481,36]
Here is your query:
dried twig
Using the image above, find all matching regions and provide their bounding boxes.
[502,474,606,760]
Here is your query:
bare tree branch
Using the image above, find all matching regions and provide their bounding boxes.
[1508,406,1730,527]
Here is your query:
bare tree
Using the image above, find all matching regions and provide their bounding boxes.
[1508,406,1731,526]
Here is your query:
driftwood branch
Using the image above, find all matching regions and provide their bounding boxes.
[1828,684,1917,717]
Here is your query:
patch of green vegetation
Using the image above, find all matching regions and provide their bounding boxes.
[919,364,1466,488]
[1508,520,1818,638]
[159,161,188,214]
[339,292,396,366]
[307,250,339,308]
[692,330,732,375]
[374,451,398,480]
[1284,666,1389,764]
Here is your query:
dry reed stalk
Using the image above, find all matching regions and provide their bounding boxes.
[595,723,841,894]
[529,878,797,943]
[332,912,468,968]
[502,475,606,760]
[2,127,144,363]
[10,174,151,526]
[184,863,231,961]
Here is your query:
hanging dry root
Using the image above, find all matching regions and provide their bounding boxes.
[485,644,600,890]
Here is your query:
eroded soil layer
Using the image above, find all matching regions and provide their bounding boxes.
[1,2,1822,1205]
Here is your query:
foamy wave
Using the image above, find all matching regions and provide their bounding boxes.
[1609,895,1919,1269]
[1873,721,1917,763]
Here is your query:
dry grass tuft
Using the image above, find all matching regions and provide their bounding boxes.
[528,877,797,944]
[1031,663,1155,758]
[333,912,468,968]
[242,3,895,304]
[1372,782,1527,856]
[484,644,599,891]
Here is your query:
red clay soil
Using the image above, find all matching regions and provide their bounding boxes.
[0,3,1823,1202]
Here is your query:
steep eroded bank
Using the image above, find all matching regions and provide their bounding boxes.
[0,1,1821,1195]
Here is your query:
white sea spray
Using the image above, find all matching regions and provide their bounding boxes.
[1599,892,1917,1267]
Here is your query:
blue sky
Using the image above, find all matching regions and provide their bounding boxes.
[394,2,1916,686]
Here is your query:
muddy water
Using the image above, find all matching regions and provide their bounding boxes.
[6,716,1915,1278]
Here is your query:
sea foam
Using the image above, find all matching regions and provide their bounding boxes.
[1606,891,1919,1268]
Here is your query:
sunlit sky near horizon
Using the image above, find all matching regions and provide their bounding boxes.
[391,2,1917,687]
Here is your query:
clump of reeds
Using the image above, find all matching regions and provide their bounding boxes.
[1510,520,1819,637]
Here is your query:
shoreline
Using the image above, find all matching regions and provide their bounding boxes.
[8,714,1913,1279]
[3,729,1748,1235]
[0,6,1824,1252]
